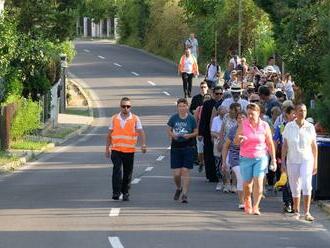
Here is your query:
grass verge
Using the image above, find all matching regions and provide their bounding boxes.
[65,107,90,116]
[0,151,18,166]
[11,140,49,150]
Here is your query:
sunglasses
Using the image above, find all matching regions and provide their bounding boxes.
[214,92,223,95]
[121,105,131,109]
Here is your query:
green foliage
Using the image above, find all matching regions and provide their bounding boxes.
[56,41,76,64]
[82,0,116,22]
[10,98,42,141]
[117,0,150,48]
[5,0,81,41]
[278,2,328,97]
[144,0,190,61]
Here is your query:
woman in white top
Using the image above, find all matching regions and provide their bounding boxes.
[281,104,318,221]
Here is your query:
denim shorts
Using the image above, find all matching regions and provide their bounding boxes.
[171,147,194,169]
[239,155,268,181]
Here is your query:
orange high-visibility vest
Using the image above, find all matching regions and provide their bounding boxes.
[111,114,139,153]
[178,55,198,74]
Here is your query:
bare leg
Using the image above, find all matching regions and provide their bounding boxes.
[173,169,181,189]
[238,191,244,205]
[303,195,312,214]
[181,168,190,195]
[293,196,300,213]
[252,176,264,214]
[243,180,253,213]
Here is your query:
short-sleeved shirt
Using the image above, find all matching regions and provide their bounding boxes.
[211,116,223,134]
[109,112,142,130]
[167,113,197,148]
[222,113,237,139]
[221,97,249,113]
[282,120,316,164]
[228,125,240,167]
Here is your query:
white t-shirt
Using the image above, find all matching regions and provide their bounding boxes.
[229,57,241,69]
[282,120,316,164]
[211,116,223,133]
[206,64,220,81]
[183,56,195,74]
[109,112,143,130]
[221,97,249,113]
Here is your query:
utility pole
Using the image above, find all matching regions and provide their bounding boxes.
[238,0,242,57]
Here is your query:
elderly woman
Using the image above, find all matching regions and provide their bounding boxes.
[234,103,276,215]
[281,104,318,221]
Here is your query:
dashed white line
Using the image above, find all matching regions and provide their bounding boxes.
[98,55,106,59]
[109,208,121,217]
[162,91,170,96]
[113,63,122,67]
[108,237,124,248]
[167,146,171,150]
[156,155,165,161]
[145,166,154,172]
[147,81,156,86]
[83,49,90,53]
[131,71,139,76]
[131,178,141,184]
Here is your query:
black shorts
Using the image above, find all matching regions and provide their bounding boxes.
[170,147,194,169]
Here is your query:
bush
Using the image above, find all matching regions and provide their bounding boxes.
[10,98,42,141]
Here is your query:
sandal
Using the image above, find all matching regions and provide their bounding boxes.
[305,213,315,222]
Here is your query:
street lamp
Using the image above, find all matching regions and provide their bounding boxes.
[59,54,68,113]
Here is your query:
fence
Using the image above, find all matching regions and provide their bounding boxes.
[0,103,17,150]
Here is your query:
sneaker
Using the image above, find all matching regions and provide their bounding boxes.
[305,213,315,222]
[230,185,237,193]
[122,193,129,201]
[238,204,245,210]
[112,193,120,200]
[173,188,182,201]
[283,204,293,213]
[216,182,224,191]
[223,184,230,193]
[181,194,188,203]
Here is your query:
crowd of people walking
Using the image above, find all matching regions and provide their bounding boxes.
[172,34,318,221]
[105,33,319,223]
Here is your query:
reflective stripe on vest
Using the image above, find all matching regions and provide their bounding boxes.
[178,55,198,74]
[111,114,138,153]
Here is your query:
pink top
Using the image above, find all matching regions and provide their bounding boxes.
[240,118,268,158]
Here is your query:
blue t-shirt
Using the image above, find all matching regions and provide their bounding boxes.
[228,125,240,167]
[167,113,197,148]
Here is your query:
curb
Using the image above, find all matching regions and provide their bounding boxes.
[318,201,330,215]
[0,80,94,174]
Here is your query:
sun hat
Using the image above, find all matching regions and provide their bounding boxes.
[230,83,243,93]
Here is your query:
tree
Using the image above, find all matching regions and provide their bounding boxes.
[81,0,116,22]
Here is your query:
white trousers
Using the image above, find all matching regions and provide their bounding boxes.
[287,160,313,197]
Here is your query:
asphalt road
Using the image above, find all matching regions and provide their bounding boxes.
[0,40,329,248]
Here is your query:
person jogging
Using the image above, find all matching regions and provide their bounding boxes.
[105,97,147,201]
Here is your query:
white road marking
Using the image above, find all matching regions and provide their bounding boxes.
[147,81,156,86]
[145,166,154,172]
[108,237,124,248]
[279,237,290,240]
[109,208,121,217]
[162,91,170,96]
[156,155,165,161]
[167,146,171,150]
[113,63,122,67]
[131,178,141,184]
[131,71,139,76]
[83,49,90,53]
[98,55,106,59]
